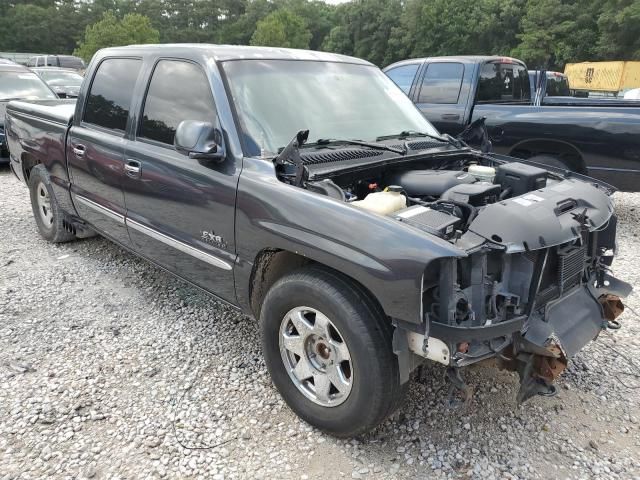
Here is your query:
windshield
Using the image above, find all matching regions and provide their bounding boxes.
[0,71,56,100]
[222,59,440,156]
[38,70,83,87]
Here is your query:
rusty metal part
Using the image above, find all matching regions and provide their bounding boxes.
[599,294,624,322]
[457,342,470,353]
[445,367,474,408]
[535,355,567,383]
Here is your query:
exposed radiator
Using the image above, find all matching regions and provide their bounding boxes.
[558,244,586,294]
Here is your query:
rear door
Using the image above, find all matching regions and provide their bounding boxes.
[413,62,467,135]
[122,58,239,302]
[67,57,142,245]
[471,60,532,150]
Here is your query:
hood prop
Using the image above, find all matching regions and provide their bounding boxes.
[274,130,309,187]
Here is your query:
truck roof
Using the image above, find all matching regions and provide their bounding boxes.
[97,44,373,66]
[384,55,526,70]
[0,63,30,73]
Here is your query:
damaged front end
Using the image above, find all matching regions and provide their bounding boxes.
[398,177,632,404]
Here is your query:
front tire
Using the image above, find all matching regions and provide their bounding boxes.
[260,267,406,437]
[28,165,75,243]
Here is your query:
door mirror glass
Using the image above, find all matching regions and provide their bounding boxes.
[174,120,226,162]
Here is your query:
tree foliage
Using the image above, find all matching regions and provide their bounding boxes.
[74,11,160,61]
[250,9,311,49]
[0,0,639,69]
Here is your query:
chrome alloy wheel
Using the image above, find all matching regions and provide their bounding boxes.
[36,182,54,229]
[279,306,353,407]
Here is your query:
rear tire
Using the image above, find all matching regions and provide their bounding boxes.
[28,165,75,243]
[260,266,406,437]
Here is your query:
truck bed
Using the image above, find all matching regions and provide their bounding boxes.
[4,99,76,211]
[542,96,640,107]
[7,99,76,126]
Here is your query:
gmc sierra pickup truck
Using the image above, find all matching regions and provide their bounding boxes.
[384,56,640,191]
[5,45,631,437]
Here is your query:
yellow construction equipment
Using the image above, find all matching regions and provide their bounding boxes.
[564,61,640,93]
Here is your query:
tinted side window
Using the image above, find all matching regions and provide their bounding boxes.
[139,60,217,146]
[385,64,419,94]
[46,57,57,66]
[83,58,142,131]
[418,63,464,104]
[59,56,85,69]
[477,62,531,103]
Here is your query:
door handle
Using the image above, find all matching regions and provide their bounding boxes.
[441,114,461,120]
[124,160,141,178]
[72,144,86,157]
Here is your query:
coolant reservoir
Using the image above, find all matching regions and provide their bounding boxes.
[468,164,496,182]
[351,187,407,215]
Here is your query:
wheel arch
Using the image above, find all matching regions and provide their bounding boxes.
[248,248,387,323]
[21,151,41,183]
[509,138,587,173]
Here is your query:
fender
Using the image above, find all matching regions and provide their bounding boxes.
[234,158,466,324]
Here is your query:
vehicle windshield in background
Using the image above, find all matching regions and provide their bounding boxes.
[222,60,440,156]
[38,70,83,87]
[0,72,56,100]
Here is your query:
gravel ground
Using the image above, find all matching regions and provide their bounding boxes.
[1,165,639,480]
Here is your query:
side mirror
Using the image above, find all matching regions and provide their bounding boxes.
[174,120,226,162]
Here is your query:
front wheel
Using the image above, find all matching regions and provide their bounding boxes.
[260,267,406,437]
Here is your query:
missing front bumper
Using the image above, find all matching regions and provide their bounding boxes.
[401,274,631,403]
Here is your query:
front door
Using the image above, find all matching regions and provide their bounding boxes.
[122,59,239,303]
[67,57,142,245]
[414,62,467,135]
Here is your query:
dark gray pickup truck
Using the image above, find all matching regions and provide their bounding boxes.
[384,56,640,191]
[4,45,631,437]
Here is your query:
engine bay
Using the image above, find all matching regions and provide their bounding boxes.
[298,155,554,243]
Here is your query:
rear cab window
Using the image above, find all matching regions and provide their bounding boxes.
[82,58,142,132]
[418,62,464,104]
[477,60,531,103]
[385,64,420,94]
[138,59,218,147]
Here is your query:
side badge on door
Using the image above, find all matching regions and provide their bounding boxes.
[201,230,227,249]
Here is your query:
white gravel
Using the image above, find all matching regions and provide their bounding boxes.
[1,166,639,480]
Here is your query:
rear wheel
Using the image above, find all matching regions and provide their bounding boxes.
[28,165,75,243]
[260,267,406,437]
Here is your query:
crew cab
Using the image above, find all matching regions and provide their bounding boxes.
[384,56,640,191]
[4,45,631,437]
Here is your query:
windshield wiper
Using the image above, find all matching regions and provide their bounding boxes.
[376,130,463,149]
[313,138,405,155]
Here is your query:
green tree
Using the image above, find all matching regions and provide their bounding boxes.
[512,0,600,69]
[598,0,640,59]
[74,11,160,62]
[322,0,402,66]
[387,0,524,66]
[250,9,312,49]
